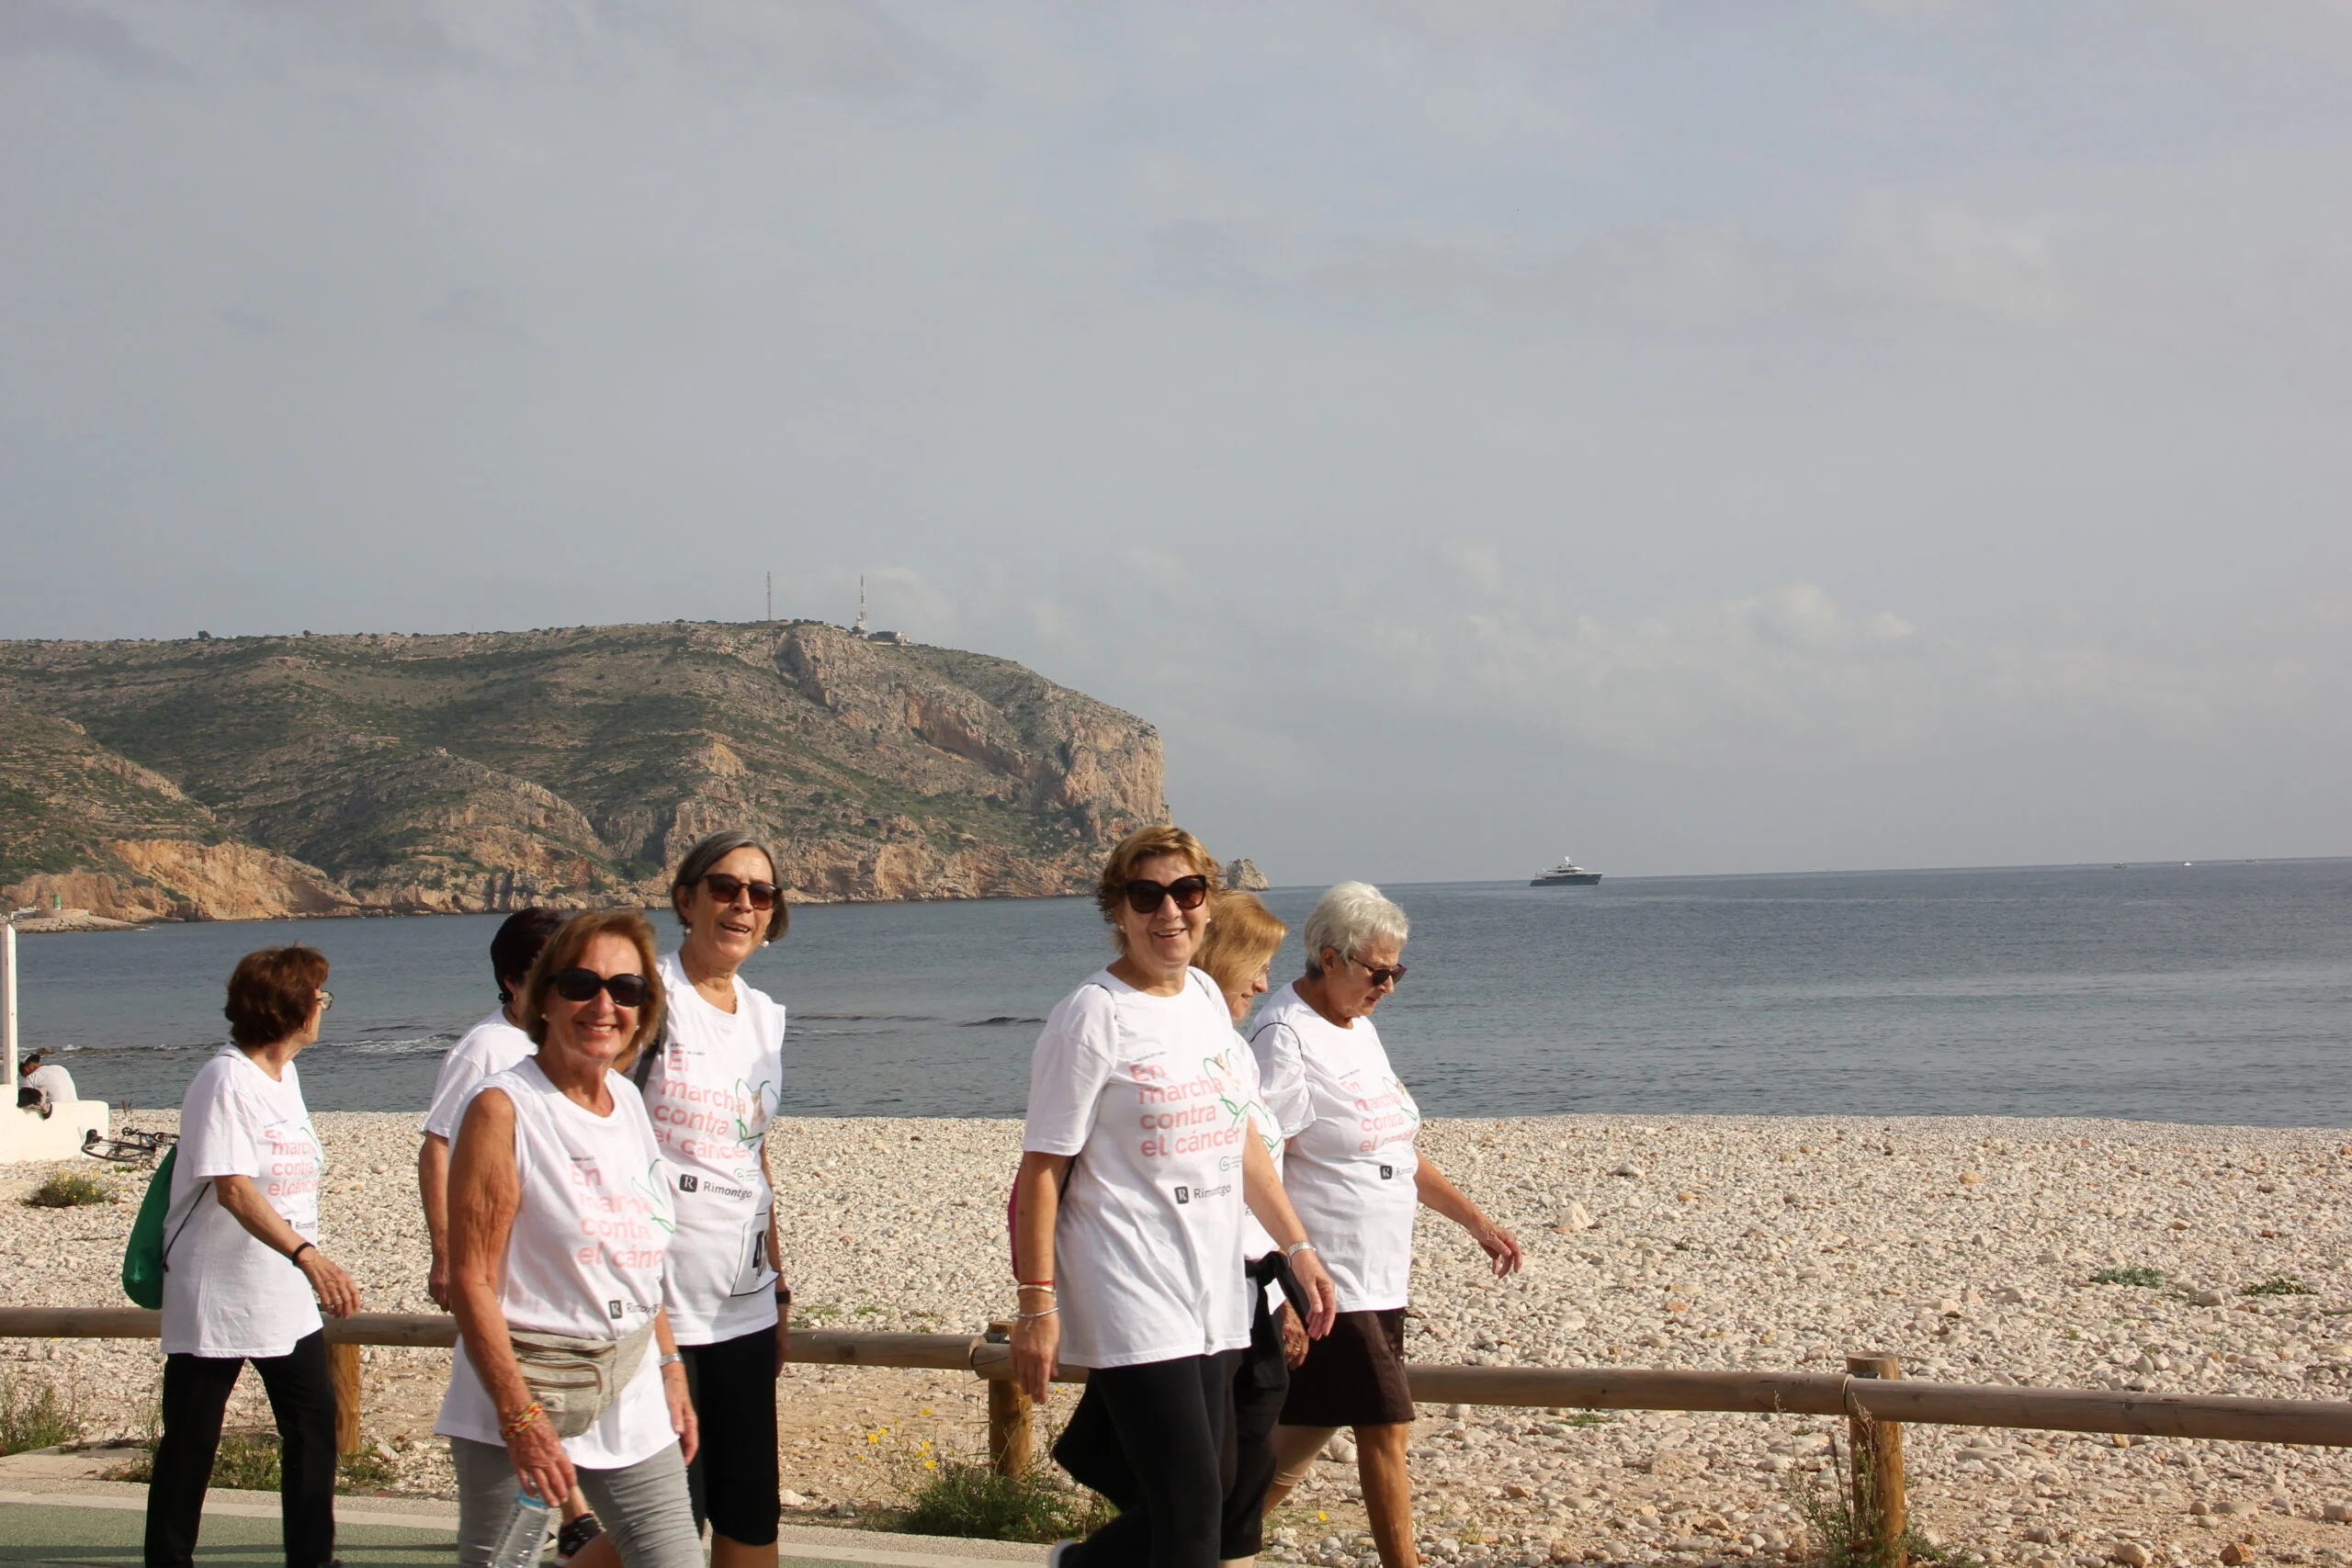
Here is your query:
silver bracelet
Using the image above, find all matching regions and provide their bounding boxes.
[1283,1241,1317,1258]
[1015,1307,1060,1321]
[658,1351,683,1369]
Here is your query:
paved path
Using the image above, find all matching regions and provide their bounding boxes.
[0,1485,1048,1568]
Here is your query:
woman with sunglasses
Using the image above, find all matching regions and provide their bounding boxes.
[1013,826,1339,1568]
[1250,883,1523,1568]
[438,910,702,1568]
[632,831,789,1568]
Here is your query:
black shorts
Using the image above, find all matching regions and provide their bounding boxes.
[1277,1307,1414,1428]
[679,1325,781,1545]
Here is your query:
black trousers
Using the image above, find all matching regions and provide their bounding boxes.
[1053,1350,1238,1568]
[679,1325,783,1546]
[143,1329,337,1568]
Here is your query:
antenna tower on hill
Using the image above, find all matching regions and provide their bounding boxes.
[854,575,868,637]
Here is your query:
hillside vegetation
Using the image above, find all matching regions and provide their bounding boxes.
[0,621,1165,920]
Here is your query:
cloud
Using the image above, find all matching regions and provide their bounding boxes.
[0,0,180,77]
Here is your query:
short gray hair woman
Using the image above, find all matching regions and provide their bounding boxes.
[1250,882,1524,1568]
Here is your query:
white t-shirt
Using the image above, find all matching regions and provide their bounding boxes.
[421,1010,535,1141]
[635,952,785,1346]
[1023,968,1253,1370]
[163,1045,325,1359]
[1249,983,1423,1313]
[1226,1037,1289,1264]
[25,1063,76,1101]
[435,1060,679,1469]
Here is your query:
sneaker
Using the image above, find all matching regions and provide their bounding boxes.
[1046,1543,1077,1568]
[555,1513,604,1565]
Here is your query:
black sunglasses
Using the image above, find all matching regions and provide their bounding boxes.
[1122,874,1211,915]
[1350,954,1408,987]
[550,968,650,1009]
[700,873,779,910]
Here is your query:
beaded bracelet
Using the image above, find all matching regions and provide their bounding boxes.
[500,1402,546,1440]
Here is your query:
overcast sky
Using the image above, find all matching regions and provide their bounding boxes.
[4,2,2347,885]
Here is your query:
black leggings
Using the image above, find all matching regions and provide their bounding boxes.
[143,1330,337,1568]
[1053,1350,1238,1568]
[679,1325,782,1546]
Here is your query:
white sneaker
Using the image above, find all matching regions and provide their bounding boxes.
[1046,1543,1076,1568]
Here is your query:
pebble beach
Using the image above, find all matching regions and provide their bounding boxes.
[8,1111,2352,1568]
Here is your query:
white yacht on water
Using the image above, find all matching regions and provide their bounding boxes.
[1530,853,1602,887]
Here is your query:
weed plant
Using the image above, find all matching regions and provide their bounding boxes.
[0,1371,85,1455]
[1787,1429,1968,1568]
[2242,1276,2314,1297]
[25,1170,111,1208]
[2089,1267,2165,1289]
[883,1432,1115,1544]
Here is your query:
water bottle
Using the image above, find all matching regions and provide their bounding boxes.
[490,1489,555,1568]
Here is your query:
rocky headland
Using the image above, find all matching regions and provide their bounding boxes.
[0,622,1165,922]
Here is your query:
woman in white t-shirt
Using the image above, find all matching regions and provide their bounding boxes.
[1013,827,1338,1568]
[438,910,701,1568]
[634,830,789,1567]
[1250,883,1524,1568]
[145,946,360,1568]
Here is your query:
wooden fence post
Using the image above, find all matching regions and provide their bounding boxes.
[985,1321,1033,1477]
[329,1342,363,1456]
[1846,1354,1908,1564]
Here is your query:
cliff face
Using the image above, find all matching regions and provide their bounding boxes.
[0,622,1166,921]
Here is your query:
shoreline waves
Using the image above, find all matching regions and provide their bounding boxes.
[8,1111,2352,1566]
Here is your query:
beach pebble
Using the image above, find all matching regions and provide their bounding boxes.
[2109,1545,2151,1567]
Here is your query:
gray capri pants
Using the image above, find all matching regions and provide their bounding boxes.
[451,1437,702,1568]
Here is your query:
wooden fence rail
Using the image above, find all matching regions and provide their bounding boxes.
[9,1308,2351,1561]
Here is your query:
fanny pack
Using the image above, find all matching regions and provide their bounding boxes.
[508,1322,657,1439]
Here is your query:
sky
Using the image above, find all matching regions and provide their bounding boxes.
[3,1,2348,886]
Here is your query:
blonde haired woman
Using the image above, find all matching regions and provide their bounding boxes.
[1013,829,1337,1568]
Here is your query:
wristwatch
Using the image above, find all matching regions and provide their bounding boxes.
[774,1284,791,1310]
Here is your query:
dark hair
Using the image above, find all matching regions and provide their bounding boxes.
[1093,825,1219,953]
[491,908,571,1003]
[223,947,330,1048]
[669,830,788,942]
[521,909,667,1069]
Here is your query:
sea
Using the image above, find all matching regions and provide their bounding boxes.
[11,860,2350,1128]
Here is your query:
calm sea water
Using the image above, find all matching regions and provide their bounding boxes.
[13,860,2350,1127]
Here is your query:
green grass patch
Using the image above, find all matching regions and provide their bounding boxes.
[2090,1267,2166,1289]
[105,1431,401,1493]
[24,1169,112,1208]
[2242,1275,2315,1297]
[884,1450,1115,1544]
[0,1371,85,1455]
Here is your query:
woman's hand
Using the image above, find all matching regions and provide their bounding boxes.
[504,1409,574,1506]
[1290,1248,1340,1338]
[1469,1219,1524,1278]
[662,1361,699,1464]
[1277,1303,1310,1369]
[1011,1311,1060,1404]
[299,1250,362,1317]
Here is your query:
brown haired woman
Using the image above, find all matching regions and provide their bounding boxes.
[1012,827,1337,1568]
[437,910,703,1568]
[145,946,359,1568]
